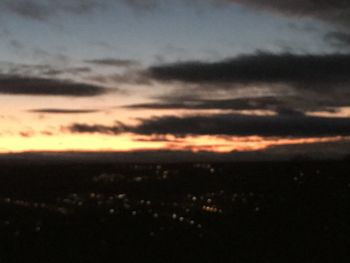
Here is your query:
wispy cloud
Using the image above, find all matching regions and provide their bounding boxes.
[85,58,140,68]
[28,108,100,114]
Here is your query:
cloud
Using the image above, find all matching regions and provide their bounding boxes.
[28,109,100,114]
[2,1,53,21]
[68,123,126,135]
[324,31,350,47]
[0,0,105,21]
[145,52,350,113]
[130,52,350,114]
[0,0,161,21]
[132,135,186,143]
[89,71,151,85]
[224,0,350,29]
[125,96,308,113]
[85,58,140,68]
[0,63,91,77]
[130,114,350,137]
[19,130,35,138]
[219,0,350,47]
[126,97,304,115]
[125,93,349,114]
[3,0,350,30]
[67,113,350,137]
[42,67,92,76]
[0,75,108,97]
[148,52,350,87]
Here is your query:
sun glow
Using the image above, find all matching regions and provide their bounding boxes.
[0,134,166,153]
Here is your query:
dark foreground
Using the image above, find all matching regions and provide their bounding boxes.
[0,161,349,262]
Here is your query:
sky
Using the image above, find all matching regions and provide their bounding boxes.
[0,0,350,158]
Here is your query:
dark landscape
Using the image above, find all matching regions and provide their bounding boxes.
[0,160,349,262]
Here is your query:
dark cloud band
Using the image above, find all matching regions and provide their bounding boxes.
[148,53,350,87]
[0,76,108,97]
[67,113,350,137]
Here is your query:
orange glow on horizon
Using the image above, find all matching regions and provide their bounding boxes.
[0,134,166,153]
[0,133,346,154]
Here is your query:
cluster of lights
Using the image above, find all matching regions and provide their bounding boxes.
[0,164,314,241]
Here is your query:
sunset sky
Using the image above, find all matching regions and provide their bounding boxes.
[1,0,350,157]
